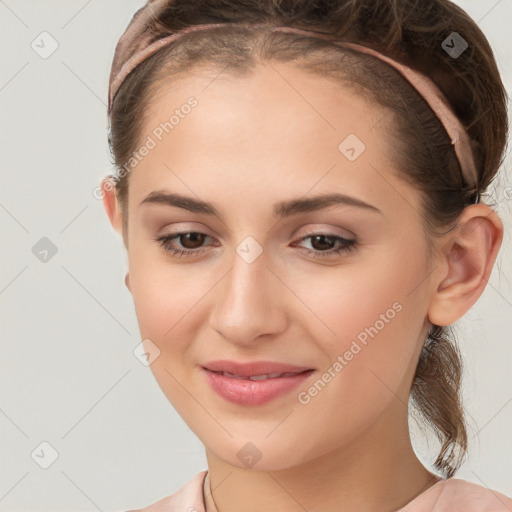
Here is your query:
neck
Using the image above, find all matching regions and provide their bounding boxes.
[204,404,439,512]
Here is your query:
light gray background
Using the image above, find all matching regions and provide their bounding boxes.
[0,1,511,511]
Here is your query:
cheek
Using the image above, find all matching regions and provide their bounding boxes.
[127,243,223,381]
[289,264,426,456]
[127,256,209,412]
[129,263,204,345]
[127,242,183,342]
[296,245,428,402]
[300,251,423,342]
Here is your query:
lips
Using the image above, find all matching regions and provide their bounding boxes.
[202,359,314,378]
[201,360,315,406]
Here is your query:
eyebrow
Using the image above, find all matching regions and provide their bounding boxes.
[140,190,382,219]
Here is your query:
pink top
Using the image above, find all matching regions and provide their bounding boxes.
[127,470,512,511]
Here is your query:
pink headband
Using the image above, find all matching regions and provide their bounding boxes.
[108,1,480,200]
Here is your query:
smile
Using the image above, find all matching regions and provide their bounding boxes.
[201,367,315,406]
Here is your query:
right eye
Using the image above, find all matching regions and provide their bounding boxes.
[154,232,215,257]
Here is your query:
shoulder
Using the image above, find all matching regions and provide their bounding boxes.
[125,470,207,512]
[401,477,512,511]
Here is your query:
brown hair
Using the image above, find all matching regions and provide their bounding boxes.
[107,0,508,478]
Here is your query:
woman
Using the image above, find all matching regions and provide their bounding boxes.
[101,0,512,510]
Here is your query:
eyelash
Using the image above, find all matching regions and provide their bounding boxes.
[154,231,357,259]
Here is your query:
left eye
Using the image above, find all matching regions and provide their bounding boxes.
[295,233,357,258]
[154,232,357,259]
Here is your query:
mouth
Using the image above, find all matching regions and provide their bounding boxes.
[202,359,314,377]
[206,369,312,380]
[201,362,316,406]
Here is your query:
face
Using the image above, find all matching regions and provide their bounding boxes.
[112,63,438,470]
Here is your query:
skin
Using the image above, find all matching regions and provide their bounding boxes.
[102,62,503,512]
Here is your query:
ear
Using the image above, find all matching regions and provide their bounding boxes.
[428,204,503,326]
[101,176,124,237]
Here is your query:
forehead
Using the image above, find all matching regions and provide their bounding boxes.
[128,61,418,218]
[142,61,386,145]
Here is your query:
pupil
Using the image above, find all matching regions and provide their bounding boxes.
[312,235,334,251]
[182,233,204,249]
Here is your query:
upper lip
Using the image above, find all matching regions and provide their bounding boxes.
[202,360,314,377]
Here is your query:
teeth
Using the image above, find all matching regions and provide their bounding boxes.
[221,371,247,380]
[248,372,282,380]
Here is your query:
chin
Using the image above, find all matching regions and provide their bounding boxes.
[204,434,315,472]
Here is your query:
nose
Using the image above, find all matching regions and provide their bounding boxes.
[208,248,288,346]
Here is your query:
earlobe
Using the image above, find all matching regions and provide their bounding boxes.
[101,176,123,236]
[428,204,503,326]
[125,272,131,292]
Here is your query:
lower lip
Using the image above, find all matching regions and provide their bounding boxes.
[201,367,315,406]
